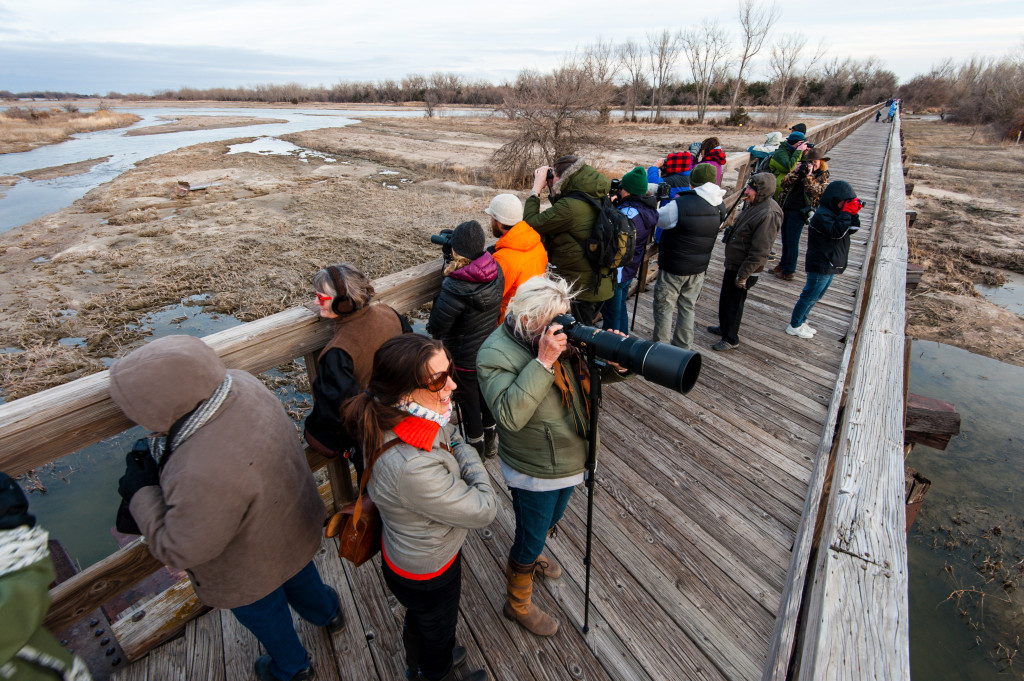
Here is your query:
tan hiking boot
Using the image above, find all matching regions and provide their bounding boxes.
[503,559,559,637]
[535,554,562,580]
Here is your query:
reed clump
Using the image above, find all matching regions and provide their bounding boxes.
[0,107,141,153]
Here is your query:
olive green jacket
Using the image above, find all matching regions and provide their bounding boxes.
[768,144,803,199]
[477,324,592,478]
[523,159,613,302]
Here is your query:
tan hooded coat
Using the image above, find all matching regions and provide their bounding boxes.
[110,335,325,609]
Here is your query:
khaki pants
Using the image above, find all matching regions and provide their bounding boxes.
[652,270,706,350]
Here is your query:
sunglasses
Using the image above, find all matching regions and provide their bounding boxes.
[315,292,333,305]
[420,367,454,392]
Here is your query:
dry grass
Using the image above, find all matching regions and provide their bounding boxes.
[0,108,141,153]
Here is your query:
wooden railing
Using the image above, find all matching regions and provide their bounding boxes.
[761,110,909,681]
[0,104,882,666]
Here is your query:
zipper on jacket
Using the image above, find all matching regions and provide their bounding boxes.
[544,426,557,468]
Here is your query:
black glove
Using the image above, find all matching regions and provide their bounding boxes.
[115,439,159,534]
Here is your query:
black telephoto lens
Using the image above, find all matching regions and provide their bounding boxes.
[552,315,701,394]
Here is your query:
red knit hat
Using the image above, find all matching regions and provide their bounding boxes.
[663,151,693,175]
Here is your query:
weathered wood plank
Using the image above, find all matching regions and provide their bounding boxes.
[312,539,380,681]
[220,599,262,681]
[185,608,225,681]
[45,539,164,632]
[111,579,208,662]
[905,392,960,450]
[146,630,186,680]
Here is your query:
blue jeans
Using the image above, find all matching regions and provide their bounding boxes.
[790,272,835,328]
[509,486,574,565]
[231,561,339,680]
[780,210,806,275]
[600,277,633,333]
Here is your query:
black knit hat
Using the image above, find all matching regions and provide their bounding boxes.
[450,220,485,260]
[790,123,807,134]
[0,471,35,530]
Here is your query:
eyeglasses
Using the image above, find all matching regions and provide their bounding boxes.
[420,367,454,392]
[315,292,333,305]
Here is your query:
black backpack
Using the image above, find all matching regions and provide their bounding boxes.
[566,192,637,291]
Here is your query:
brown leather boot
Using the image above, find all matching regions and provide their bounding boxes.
[535,554,562,580]
[504,559,559,636]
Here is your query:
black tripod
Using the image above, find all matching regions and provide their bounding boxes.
[582,348,602,634]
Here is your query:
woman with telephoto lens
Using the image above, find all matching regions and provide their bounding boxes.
[342,334,495,681]
[303,263,409,479]
[476,273,589,637]
[426,220,504,459]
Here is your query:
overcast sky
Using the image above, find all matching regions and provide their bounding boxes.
[2,0,1021,94]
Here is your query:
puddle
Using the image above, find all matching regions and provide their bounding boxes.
[382,182,399,190]
[125,293,241,338]
[378,170,400,175]
[32,256,49,263]
[226,137,335,164]
[57,337,87,348]
[976,269,1024,316]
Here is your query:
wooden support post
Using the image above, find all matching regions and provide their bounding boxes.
[905,210,917,228]
[905,181,915,196]
[904,467,931,531]
[905,393,961,450]
[906,263,925,290]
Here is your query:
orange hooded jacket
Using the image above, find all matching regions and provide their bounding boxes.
[491,220,548,324]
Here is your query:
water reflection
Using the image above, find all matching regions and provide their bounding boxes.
[908,340,1024,681]
[976,270,1024,316]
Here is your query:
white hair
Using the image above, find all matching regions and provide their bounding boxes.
[507,273,576,340]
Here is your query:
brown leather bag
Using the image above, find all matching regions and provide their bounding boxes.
[325,438,400,566]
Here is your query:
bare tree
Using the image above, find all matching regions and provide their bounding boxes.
[768,34,826,125]
[647,29,683,121]
[681,20,731,123]
[492,60,611,185]
[729,0,779,116]
[580,38,621,123]
[618,39,647,120]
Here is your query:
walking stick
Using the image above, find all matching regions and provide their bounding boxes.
[582,347,602,634]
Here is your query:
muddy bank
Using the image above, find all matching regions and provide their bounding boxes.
[19,156,112,181]
[904,119,1024,367]
[124,115,288,136]
[0,113,790,399]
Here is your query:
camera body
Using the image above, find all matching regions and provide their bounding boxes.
[656,182,671,201]
[429,228,454,263]
[546,168,554,182]
[551,314,701,394]
[609,178,622,195]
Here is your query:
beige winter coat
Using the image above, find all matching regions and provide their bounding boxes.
[111,335,325,609]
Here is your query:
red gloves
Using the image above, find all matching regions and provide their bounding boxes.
[841,198,864,214]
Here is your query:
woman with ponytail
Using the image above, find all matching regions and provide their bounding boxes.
[342,334,495,681]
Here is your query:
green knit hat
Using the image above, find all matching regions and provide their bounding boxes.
[620,166,648,196]
[690,163,717,187]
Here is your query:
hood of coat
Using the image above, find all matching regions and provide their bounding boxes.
[552,158,610,199]
[819,180,857,213]
[749,172,777,204]
[694,183,727,206]
[448,251,500,284]
[110,335,227,433]
[495,221,542,253]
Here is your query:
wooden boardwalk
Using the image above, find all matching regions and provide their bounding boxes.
[113,119,892,681]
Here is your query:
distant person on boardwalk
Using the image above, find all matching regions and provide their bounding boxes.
[485,193,547,324]
[477,274,598,637]
[646,150,694,204]
[304,263,409,479]
[651,163,727,349]
[887,100,898,122]
[343,334,495,681]
[769,131,809,200]
[786,181,862,338]
[875,109,883,123]
[601,166,658,333]
[695,137,727,185]
[427,220,504,458]
[708,172,783,351]
[524,155,613,325]
[0,471,94,681]
[771,147,831,281]
[110,335,342,681]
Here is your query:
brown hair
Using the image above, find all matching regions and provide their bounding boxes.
[697,137,720,163]
[342,334,451,462]
[552,155,578,178]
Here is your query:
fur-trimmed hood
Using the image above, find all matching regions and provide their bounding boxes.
[551,158,609,199]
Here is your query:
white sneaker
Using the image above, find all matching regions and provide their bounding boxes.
[804,324,817,335]
[786,324,814,339]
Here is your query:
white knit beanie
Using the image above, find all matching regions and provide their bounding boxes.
[484,194,524,227]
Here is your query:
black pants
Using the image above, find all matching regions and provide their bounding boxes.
[718,269,758,345]
[452,367,494,441]
[382,554,462,681]
[570,299,603,326]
